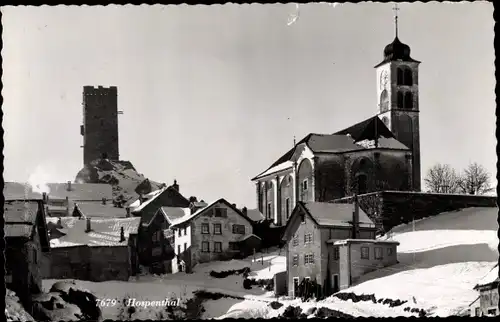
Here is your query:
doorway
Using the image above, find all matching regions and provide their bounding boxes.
[293,277,299,298]
[332,274,339,293]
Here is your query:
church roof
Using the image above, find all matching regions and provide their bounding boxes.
[252,117,409,180]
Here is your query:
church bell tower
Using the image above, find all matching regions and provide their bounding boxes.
[375,4,422,191]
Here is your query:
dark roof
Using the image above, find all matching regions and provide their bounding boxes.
[374,36,421,68]
[73,202,128,218]
[4,182,113,201]
[244,208,265,222]
[335,116,394,142]
[300,202,375,228]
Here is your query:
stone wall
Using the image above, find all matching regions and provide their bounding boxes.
[44,245,131,281]
[331,191,497,234]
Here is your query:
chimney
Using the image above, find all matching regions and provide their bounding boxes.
[126,207,131,218]
[172,180,179,192]
[120,226,125,242]
[102,197,106,205]
[85,217,91,232]
[232,203,237,208]
[242,207,248,217]
[67,181,72,191]
[352,195,360,239]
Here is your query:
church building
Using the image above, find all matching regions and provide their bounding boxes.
[251,11,421,227]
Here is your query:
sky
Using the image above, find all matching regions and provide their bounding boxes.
[2,2,495,208]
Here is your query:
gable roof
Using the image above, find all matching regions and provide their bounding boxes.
[4,181,113,201]
[474,263,499,290]
[49,217,141,248]
[145,206,191,227]
[4,200,51,251]
[252,117,409,181]
[130,186,190,214]
[73,201,128,218]
[244,208,265,222]
[282,201,376,241]
[170,198,253,227]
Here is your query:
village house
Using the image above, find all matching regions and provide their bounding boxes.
[470,264,499,317]
[128,180,191,222]
[43,216,141,281]
[4,181,114,217]
[136,206,191,274]
[251,25,423,227]
[169,198,261,273]
[5,199,51,307]
[281,200,399,298]
[72,199,128,218]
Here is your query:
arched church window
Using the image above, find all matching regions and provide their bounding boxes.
[397,91,404,109]
[397,68,404,85]
[403,68,413,86]
[288,176,293,185]
[404,92,413,109]
[357,174,368,195]
[379,90,389,112]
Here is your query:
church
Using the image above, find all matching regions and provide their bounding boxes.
[251,12,421,227]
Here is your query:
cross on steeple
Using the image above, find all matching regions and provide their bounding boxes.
[393,3,400,38]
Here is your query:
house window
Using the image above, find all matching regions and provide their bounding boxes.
[178,245,181,254]
[487,309,496,315]
[375,247,383,260]
[214,223,222,235]
[292,236,299,247]
[304,233,313,244]
[202,241,210,252]
[361,246,370,259]
[267,203,272,219]
[232,224,245,235]
[178,229,182,237]
[285,198,291,219]
[202,223,209,234]
[214,242,222,253]
[304,253,315,265]
[475,308,480,316]
[184,243,187,252]
[214,207,227,217]
[387,247,393,256]
[292,254,299,266]
[183,227,187,235]
[333,247,340,260]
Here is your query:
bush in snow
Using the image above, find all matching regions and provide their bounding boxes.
[281,305,307,319]
[243,278,274,291]
[209,267,250,278]
[295,278,323,301]
[243,278,253,290]
[269,301,284,310]
[315,307,354,319]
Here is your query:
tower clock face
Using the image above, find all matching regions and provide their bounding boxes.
[379,71,389,90]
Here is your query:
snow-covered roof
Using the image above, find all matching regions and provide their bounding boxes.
[238,234,262,242]
[330,239,400,246]
[301,202,376,228]
[4,181,113,201]
[475,264,499,288]
[253,161,294,180]
[148,207,191,226]
[73,201,128,218]
[129,186,167,213]
[244,208,265,222]
[49,217,141,248]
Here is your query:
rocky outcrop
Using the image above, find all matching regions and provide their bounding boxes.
[75,158,163,205]
[5,289,35,322]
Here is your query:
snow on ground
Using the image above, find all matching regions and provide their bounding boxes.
[43,207,498,319]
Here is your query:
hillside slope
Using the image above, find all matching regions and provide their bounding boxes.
[75,159,163,205]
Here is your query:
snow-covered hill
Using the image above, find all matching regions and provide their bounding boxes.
[75,159,163,205]
[42,206,499,319]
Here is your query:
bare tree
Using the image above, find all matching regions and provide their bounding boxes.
[424,163,461,193]
[457,162,494,195]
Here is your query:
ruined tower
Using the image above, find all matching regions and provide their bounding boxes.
[81,86,121,166]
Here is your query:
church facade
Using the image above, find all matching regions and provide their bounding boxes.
[251,30,421,227]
